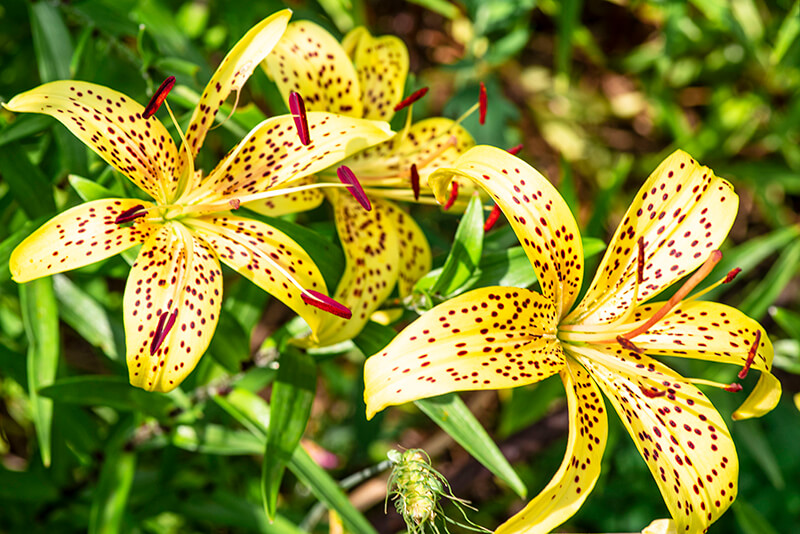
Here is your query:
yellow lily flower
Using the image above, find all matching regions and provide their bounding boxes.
[364,146,781,533]
[252,21,477,346]
[6,10,393,392]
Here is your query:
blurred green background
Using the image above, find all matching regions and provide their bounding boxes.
[1,1,799,533]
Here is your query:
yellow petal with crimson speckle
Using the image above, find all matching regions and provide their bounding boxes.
[263,21,363,117]
[364,287,563,419]
[178,9,291,180]
[186,214,329,338]
[567,150,738,326]
[11,198,156,283]
[309,192,399,347]
[125,223,222,392]
[430,146,584,319]
[381,200,431,297]
[496,358,607,534]
[570,344,738,534]
[5,82,178,204]
[245,176,325,217]
[624,300,781,419]
[343,26,408,121]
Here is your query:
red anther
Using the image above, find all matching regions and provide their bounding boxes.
[507,144,523,156]
[229,199,241,210]
[738,330,761,380]
[337,165,371,211]
[115,204,147,224]
[443,181,458,211]
[301,290,352,319]
[724,267,742,284]
[289,91,311,146]
[478,82,487,125]
[150,309,178,355]
[724,383,743,393]
[410,163,420,201]
[393,87,429,112]
[641,386,666,398]
[484,204,502,232]
[637,236,645,286]
[617,335,643,354]
[143,76,176,119]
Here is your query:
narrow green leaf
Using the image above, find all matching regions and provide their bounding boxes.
[39,376,175,418]
[407,0,460,19]
[264,348,317,519]
[213,387,272,437]
[0,467,59,502]
[0,142,55,219]
[772,0,800,65]
[0,115,53,148]
[20,278,60,467]
[555,0,583,78]
[29,2,73,82]
[733,500,781,534]
[739,239,800,320]
[208,310,251,372]
[732,419,785,490]
[354,321,526,498]
[431,194,484,295]
[53,274,120,360]
[172,424,264,455]
[177,490,305,534]
[770,306,800,341]
[89,417,136,534]
[69,174,120,202]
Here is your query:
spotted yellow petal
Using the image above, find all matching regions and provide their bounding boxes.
[345,118,474,188]
[364,287,563,419]
[125,223,222,392]
[381,200,431,297]
[568,150,738,326]
[10,198,156,283]
[343,27,408,121]
[5,82,178,203]
[625,300,781,419]
[570,345,738,533]
[186,214,329,338]
[195,112,392,200]
[263,21,363,117]
[244,177,325,217]
[178,9,292,177]
[496,358,607,534]
[310,192,399,346]
[430,146,584,319]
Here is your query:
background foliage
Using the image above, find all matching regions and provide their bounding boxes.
[1,0,799,533]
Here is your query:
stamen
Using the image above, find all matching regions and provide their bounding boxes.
[229,199,241,210]
[337,165,371,211]
[484,204,502,232]
[289,91,311,146]
[617,335,643,354]
[443,181,458,211]
[115,204,147,224]
[621,250,722,340]
[738,330,761,379]
[479,82,487,125]
[301,290,352,319]
[150,309,178,355]
[724,383,743,393]
[724,267,742,284]
[507,144,523,156]
[636,237,645,286]
[143,76,176,119]
[394,87,429,112]
[640,385,666,398]
[410,164,420,201]
[686,376,744,392]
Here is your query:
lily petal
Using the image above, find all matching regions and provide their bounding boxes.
[5,82,178,203]
[245,177,325,217]
[430,146,584,319]
[311,192,399,346]
[496,358,607,534]
[263,21,363,117]
[125,223,222,392]
[568,150,738,326]
[571,344,738,533]
[346,118,474,187]
[342,26,408,121]
[10,198,156,282]
[364,287,563,419]
[178,9,292,177]
[626,301,781,419]
[186,214,329,338]
[198,112,392,199]
[381,200,431,297]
